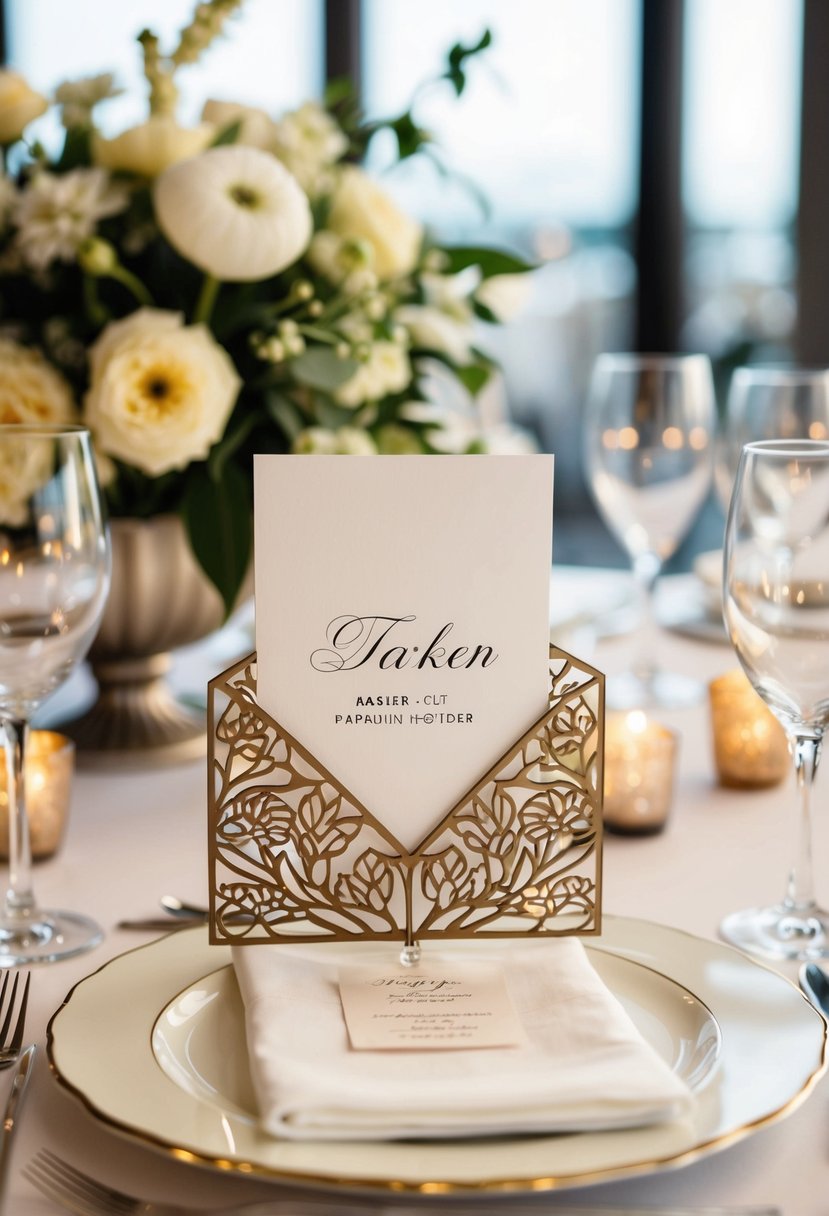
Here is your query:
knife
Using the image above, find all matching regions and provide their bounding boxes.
[0,1044,35,1212]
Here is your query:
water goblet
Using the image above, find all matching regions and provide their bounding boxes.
[715,366,829,511]
[584,353,715,708]
[0,425,110,964]
[720,438,829,959]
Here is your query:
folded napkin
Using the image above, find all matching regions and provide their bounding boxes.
[232,939,693,1141]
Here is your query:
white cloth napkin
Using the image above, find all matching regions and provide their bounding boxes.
[232,939,693,1141]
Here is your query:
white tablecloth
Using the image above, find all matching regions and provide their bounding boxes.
[10,569,828,1214]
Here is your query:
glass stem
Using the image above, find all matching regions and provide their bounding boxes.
[2,718,35,922]
[632,551,661,686]
[785,730,823,913]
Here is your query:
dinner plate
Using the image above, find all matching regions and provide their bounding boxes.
[48,916,826,1195]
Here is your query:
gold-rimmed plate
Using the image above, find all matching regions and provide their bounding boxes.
[47,916,826,1195]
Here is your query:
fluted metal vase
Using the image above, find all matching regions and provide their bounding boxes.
[63,516,233,768]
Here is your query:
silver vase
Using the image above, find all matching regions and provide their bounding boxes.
[62,515,232,768]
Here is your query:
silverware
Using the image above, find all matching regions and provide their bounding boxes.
[20,1151,782,1216]
[799,962,829,1016]
[0,972,30,1070]
[0,1045,36,1212]
[117,917,204,933]
[160,895,207,919]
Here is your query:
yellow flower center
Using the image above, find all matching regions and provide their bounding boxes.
[128,361,193,423]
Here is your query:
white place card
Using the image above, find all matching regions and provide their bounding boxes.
[338,962,527,1050]
[254,455,553,852]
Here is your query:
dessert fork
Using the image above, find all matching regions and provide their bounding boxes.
[0,971,30,1070]
[21,1150,781,1216]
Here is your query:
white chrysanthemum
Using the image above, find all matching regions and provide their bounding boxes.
[0,338,77,525]
[84,309,241,476]
[12,168,129,271]
[93,116,214,177]
[154,145,312,282]
[475,273,532,321]
[0,71,48,144]
[335,341,412,409]
[271,102,347,195]
[395,305,473,365]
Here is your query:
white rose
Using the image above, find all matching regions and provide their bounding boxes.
[334,427,376,455]
[93,116,215,177]
[395,304,473,365]
[202,99,278,150]
[84,308,241,476]
[328,167,422,281]
[0,71,48,144]
[476,273,533,321]
[335,341,412,408]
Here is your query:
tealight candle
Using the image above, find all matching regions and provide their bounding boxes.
[603,711,678,835]
[708,669,789,788]
[0,731,74,860]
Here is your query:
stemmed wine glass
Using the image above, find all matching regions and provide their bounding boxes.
[0,425,110,965]
[720,439,829,960]
[584,353,716,708]
[715,366,829,511]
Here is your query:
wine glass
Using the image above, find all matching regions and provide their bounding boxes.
[583,353,716,708]
[0,425,110,965]
[720,438,829,959]
[715,366,829,511]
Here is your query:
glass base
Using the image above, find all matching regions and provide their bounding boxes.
[606,669,705,711]
[0,910,103,966]
[720,903,829,961]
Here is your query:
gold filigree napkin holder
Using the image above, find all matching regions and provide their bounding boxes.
[208,645,604,957]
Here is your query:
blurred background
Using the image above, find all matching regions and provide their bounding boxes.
[1,0,821,569]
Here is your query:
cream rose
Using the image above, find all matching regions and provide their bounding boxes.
[84,309,241,476]
[0,337,76,524]
[202,99,278,150]
[93,116,215,177]
[327,167,422,281]
[0,71,48,144]
[271,102,348,195]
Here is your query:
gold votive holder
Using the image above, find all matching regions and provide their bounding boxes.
[603,711,678,835]
[0,731,74,860]
[709,669,789,788]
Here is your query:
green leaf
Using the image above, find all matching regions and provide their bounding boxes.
[211,120,242,147]
[441,245,534,278]
[56,126,93,171]
[443,28,493,96]
[181,463,251,620]
[265,391,305,441]
[388,113,431,160]
[207,410,260,481]
[291,348,359,392]
[455,362,492,396]
[324,76,354,107]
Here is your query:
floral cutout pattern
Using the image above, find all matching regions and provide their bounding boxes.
[208,648,603,945]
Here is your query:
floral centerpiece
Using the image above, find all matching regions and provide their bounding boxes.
[0,0,531,621]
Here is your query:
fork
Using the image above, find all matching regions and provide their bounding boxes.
[21,1150,782,1216]
[0,971,30,1070]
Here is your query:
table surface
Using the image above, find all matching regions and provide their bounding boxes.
[9,568,828,1215]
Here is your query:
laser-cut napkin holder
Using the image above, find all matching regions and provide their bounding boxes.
[208,645,604,953]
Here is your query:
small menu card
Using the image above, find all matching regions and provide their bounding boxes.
[254,455,553,852]
[338,962,527,1050]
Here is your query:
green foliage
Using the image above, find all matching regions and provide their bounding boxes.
[181,461,252,619]
[443,29,493,96]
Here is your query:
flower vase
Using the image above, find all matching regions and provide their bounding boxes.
[61,515,235,768]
